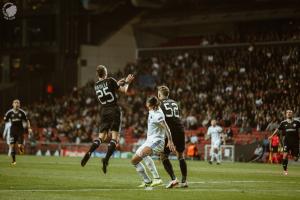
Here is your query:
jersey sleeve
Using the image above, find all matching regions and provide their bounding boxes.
[110,78,120,91]
[3,111,10,122]
[21,110,28,121]
[296,120,300,128]
[278,121,284,131]
[207,127,211,136]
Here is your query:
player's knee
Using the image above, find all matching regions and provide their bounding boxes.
[131,156,141,165]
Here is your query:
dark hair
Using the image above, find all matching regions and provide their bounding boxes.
[157,85,170,97]
[147,96,160,108]
[96,65,107,78]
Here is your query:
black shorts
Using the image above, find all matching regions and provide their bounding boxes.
[164,127,185,154]
[99,105,122,133]
[9,126,24,145]
[283,140,299,157]
[271,146,278,153]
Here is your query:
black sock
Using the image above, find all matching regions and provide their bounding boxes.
[11,148,16,162]
[282,158,288,171]
[162,159,176,180]
[88,139,101,153]
[179,158,187,183]
[105,139,117,161]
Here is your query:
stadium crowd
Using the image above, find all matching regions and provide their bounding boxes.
[1,28,299,144]
[19,43,299,144]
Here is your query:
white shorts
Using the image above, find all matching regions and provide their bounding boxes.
[211,140,221,149]
[135,138,165,158]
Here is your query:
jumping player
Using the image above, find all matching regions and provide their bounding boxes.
[81,65,134,173]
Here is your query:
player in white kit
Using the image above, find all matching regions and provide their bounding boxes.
[206,119,223,164]
[131,96,176,188]
[2,122,12,156]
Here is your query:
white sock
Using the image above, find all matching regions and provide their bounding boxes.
[143,156,160,179]
[134,162,151,183]
[8,146,12,156]
[210,150,214,162]
[216,150,221,163]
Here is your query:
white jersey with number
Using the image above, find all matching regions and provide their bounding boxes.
[207,125,222,143]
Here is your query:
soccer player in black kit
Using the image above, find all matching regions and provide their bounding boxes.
[81,65,134,173]
[269,110,300,175]
[157,86,188,188]
[3,99,32,166]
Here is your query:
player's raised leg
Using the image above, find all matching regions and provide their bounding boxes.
[81,134,104,167]
[102,131,119,174]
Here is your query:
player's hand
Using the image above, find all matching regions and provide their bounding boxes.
[167,141,176,152]
[125,74,134,83]
[117,78,126,86]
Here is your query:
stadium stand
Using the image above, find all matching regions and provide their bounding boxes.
[1,28,299,160]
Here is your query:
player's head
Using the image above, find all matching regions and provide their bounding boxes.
[286,110,293,119]
[211,119,217,127]
[146,96,160,110]
[12,99,20,109]
[96,65,107,79]
[157,85,170,100]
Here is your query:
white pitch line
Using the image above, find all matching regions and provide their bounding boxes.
[189,180,299,184]
[0,188,300,193]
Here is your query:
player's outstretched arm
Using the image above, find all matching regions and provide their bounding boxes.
[118,74,134,94]
[160,120,176,152]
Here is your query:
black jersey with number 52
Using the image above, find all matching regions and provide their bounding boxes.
[160,99,184,130]
[94,78,119,107]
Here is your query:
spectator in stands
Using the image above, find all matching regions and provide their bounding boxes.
[225,128,234,144]
[250,144,263,162]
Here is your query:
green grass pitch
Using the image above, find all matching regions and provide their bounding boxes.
[0,155,299,200]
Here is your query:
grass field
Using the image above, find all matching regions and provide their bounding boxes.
[0,155,299,200]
